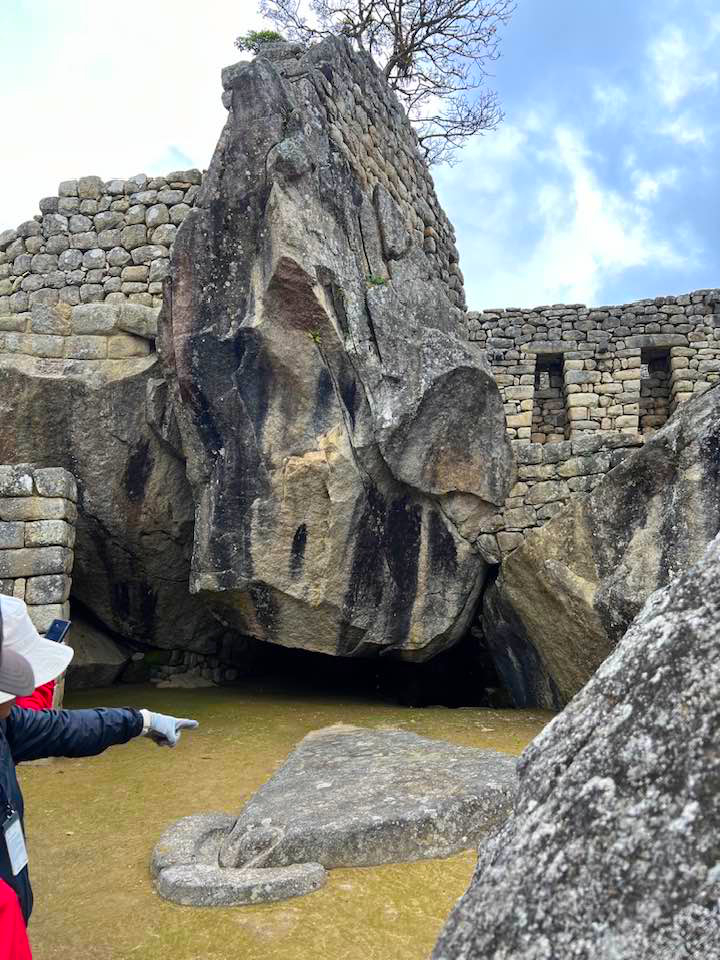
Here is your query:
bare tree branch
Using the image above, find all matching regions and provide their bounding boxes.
[251,0,515,164]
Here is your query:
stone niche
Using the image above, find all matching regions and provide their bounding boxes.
[0,465,76,632]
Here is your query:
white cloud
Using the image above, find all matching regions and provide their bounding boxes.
[592,84,629,123]
[0,0,263,229]
[647,26,718,109]
[659,116,708,145]
[439,119,691,309]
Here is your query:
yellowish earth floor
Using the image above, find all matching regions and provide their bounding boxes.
[19,682,552,960]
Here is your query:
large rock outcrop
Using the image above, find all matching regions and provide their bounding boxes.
[434,532,720,960]
[0,338,219,652]
[482,382,720,707]
[159,39,514,661]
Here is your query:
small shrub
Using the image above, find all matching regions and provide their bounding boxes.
[235,30,285,53]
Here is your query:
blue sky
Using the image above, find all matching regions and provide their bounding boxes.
[2,0,718,309]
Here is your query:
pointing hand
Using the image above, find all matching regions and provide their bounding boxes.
[139,709,199,747]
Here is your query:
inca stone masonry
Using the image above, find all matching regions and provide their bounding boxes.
[0,40,718,581]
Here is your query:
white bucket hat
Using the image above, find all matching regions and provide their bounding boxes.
[0,595,74,705]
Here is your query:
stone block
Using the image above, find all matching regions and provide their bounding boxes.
[72,302,118,335]
[64,335,108,359]
[69,231,98,251]
[0,497,76,522]
[33,468,77,501]
[58,180,78,197]
[503,506,537,530]
[0,314,27,332]
[564,370,601,384]
[120,224,147,250]
[566,393,599,408]
[78,176,104,199]
[131,244,167,265]
[615,415,639,429]
[556,454,611,478]
[107,333,151,358]
[30,303,71,335]
[24,519,75,548]
[28,602,70,634]
[0,523,24,548]
[541,440,572,463]
[25,574,70,604]
[12,579,26,599]
[117,302,158,339]
[525,480,571,505]
[0,466,33,496]
[0,546,73,578]
[507,412,532,429]
[497,531,525,553]
[26,334,65,358]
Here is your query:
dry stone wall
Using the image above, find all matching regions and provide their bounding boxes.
[0,170,201,319]
[0,466,77,633]
[237,40,465,312]
[470,289,720,556]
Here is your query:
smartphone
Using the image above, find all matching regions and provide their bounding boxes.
[45,619,71,644]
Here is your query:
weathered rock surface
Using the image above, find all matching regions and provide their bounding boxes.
[159,39,513,661]
[482,382,720,707]
[64,614,130,689]
[434,532,720,960]
[0,352,217,651]
[152,725,517,906]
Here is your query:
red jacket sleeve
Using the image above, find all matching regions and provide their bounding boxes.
[14,681,56,712]
[0,880,32,959]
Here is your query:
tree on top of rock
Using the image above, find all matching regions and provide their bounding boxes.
[238,0,515,165]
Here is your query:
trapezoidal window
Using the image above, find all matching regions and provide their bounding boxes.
[532,354,566,443]
[639,347,671,435]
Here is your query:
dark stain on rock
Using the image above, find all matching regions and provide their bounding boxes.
[482,580,563,711]
[313,367,334,434]
[337,484,386,656]
[249,582,278,636]
[428,511,457,577]
[110,578,157,642]
[124,440,153,503]
[339,375,357,430]
[290,524,308,579]
[383,496,422,646]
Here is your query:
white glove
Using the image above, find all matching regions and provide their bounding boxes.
[139,709,199,747]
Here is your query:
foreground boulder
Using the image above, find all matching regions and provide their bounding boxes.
[160,39,513,660]
[153,725,518,906]
[482,382,720,707]
[434,532,720,960]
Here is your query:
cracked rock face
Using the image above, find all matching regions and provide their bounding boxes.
[152,725,518,906]
[0,351,216,651]
[434,532,720,960]
[482,383,720,707]
[159,38,513,661]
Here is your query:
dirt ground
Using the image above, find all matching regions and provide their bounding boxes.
[19,682,551,960]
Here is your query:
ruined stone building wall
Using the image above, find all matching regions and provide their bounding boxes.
[0,171,200,360]
[0,466,77,633]
[250,38,465,311]
[469,289,720,557]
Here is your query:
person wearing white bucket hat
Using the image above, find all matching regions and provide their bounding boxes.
[0,595,199,932]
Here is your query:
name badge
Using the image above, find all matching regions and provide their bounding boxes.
[3,812,28,876]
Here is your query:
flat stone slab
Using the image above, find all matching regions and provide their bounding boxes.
[152,725,518,906]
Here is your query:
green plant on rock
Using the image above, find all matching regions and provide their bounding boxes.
[308,329,323,344]
[235,29,285,53]
[366,274,388,287]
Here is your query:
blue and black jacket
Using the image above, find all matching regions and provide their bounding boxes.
[0,706,143,923]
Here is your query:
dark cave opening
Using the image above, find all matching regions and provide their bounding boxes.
[250,633,513,709]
